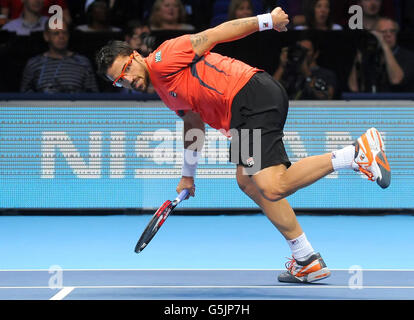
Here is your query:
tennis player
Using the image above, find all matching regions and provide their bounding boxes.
[96,7,391,283]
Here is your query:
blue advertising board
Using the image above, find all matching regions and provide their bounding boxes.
[0,100,412,209]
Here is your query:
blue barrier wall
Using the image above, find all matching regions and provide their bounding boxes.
[0,99,413,209]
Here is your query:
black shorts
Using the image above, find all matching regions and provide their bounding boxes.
[229,71,291,175]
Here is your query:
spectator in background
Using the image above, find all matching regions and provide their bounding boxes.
[228,0,254,20]
[358,0,383,30]
[106,0,143,30]
[273,37,338,99]
[181,0,214,30]
[295,0,342,30]
[348,17,414,93]
[149,0,195,31]
[65,0,86,27]
[275,0,305,28]
[210,0,262,26]
[328,0,396,28]
[75,0,121,32]
[122,20,156,94]
[124,20,152,56]
[77,0,143,30]
[1,0,48,35]
[0,0,71,25]
[20,21,98,92]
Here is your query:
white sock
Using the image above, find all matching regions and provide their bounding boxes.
[331,145,355,171]
[286,233,315,262]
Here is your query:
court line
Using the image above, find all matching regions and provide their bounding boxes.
[2,285,414,289]
[49,287,75,300]
[1,268,414,272]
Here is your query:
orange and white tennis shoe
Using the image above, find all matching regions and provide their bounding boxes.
[353,127,391,189]
[278,253,331,283]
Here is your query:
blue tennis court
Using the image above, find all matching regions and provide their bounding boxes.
[1,99,413,304]
[1,214,413,300]
[2,269,414,300]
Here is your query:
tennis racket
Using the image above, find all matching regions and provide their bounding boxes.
[134,189,190,254]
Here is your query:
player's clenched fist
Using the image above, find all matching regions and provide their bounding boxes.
[271,7,289,32]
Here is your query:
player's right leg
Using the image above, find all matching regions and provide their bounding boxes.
[236,165,303,240]
[236,165,331,283]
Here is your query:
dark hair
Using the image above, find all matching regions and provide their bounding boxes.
[125,19,143,37]
[95,40,133,77]
[86,0,109,27]
[303,0,333,30]
[228,0,254,20]
[298,32,320,53]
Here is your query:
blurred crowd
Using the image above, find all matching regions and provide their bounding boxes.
[0,0,413,98]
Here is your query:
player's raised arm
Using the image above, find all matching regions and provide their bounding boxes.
[190,7,289,57]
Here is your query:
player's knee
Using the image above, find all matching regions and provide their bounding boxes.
[236,175,251,194]
[259,183,289,202]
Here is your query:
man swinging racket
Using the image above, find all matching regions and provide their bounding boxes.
[96,7,391,283]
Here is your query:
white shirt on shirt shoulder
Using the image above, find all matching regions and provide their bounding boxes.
[2,15,48,36]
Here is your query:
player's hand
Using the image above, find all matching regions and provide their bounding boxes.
[271,7,289,32]
[177,176,195,199]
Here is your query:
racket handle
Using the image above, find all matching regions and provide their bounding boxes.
[176,189,190,202]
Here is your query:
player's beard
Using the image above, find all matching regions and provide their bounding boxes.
[132,74,149,92]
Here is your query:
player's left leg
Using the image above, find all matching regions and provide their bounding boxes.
[251,153,334,202]
[236,165,303,240]
[236,165,331,283]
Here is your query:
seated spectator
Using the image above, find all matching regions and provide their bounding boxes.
[75,0,121,32]
[228,0,254,20]
[348,17,414,93]
[124,20,151,56]
[275,0,306,28]
[181,0,214,30]
[358,0,383,30]
[65,0,87,26]
[20,21,99,93]
[105,0,143,31]
[273,37,338,100]
[149,0,195,31]
[329,0,396,28]
[1,0,48,35]
[210,0,262,26]
[295,0,343,30]
[0,0,71,25]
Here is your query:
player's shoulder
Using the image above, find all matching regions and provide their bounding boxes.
[145,34,193,70]
[157,34,192,53]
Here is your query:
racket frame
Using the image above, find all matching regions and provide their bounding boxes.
[134,190,189,253]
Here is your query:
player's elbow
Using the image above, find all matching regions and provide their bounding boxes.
[190,29,216,57]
